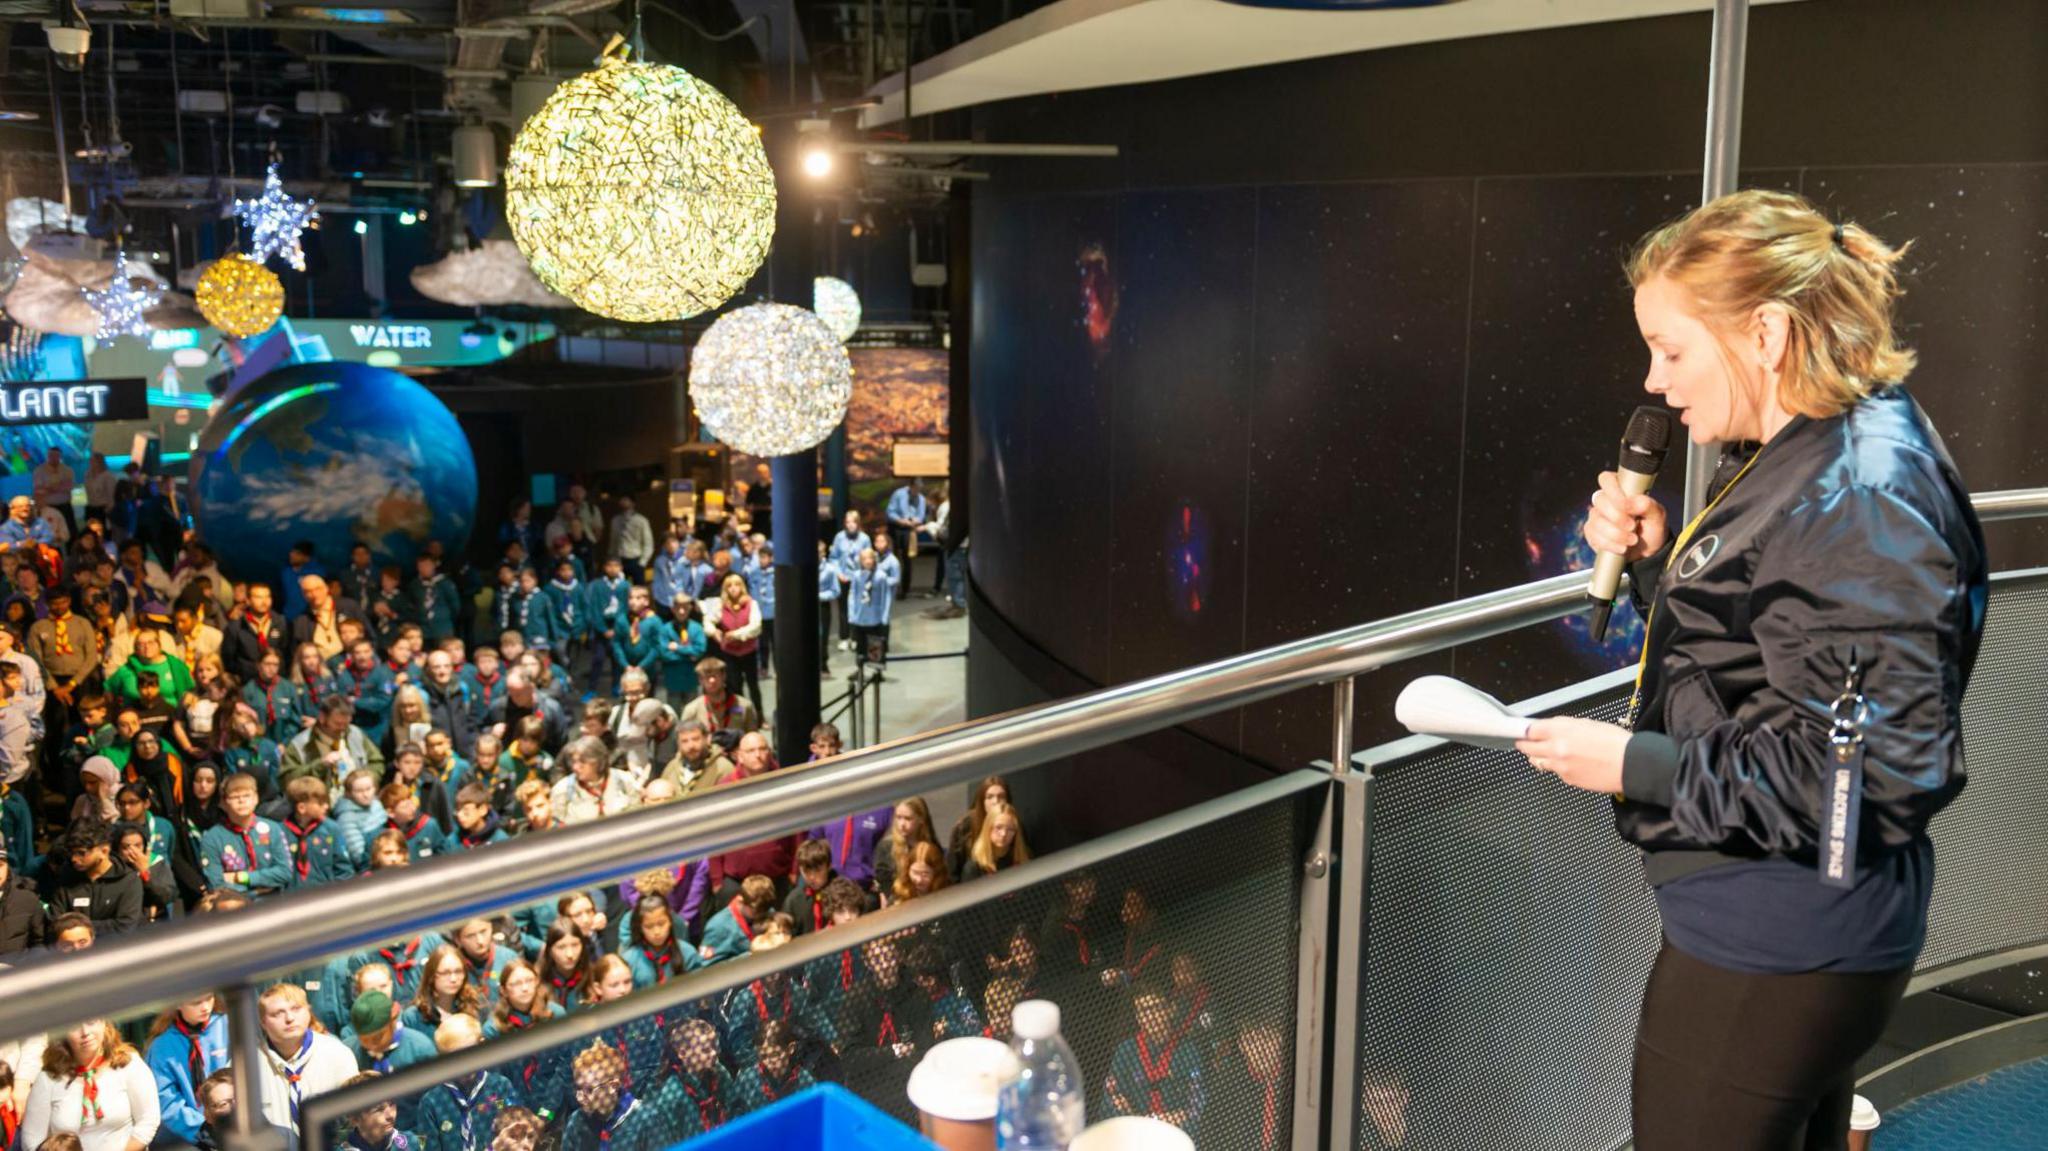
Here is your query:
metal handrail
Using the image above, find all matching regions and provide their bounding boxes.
[2,485,2042,1041]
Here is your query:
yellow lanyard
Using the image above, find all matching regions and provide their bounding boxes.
[1625,449,1764,725]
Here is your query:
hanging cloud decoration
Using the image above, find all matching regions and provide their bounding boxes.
[6,198,88,253]
[5,251,170,337]
[409,240,572,308]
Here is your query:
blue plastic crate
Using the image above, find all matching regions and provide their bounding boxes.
[675,1084,939,1150]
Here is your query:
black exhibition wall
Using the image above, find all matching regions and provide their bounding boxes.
[964,0,2048,821]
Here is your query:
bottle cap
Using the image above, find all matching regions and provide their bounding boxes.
[1012,999,1060,1040]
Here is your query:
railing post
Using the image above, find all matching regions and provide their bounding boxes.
[868,663,884,745]
[224,983,289,1151]
[847,669,865,746]
[1331,676,1356,775]
[1684,0,1750,521]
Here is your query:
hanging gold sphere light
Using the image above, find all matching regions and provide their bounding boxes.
[504,39,777,323]
[194,253,284,338]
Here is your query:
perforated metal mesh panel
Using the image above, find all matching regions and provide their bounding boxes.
[1353,690,1657,1151]
[1921,573,2048,971]
[1350,573,2048,1150]
[316,789,1311,1151]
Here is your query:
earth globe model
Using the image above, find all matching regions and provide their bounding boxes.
[191,361,477,582]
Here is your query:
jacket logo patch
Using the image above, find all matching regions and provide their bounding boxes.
[1677,534,1721,579]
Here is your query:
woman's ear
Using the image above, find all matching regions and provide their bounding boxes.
[1752,302,1793,375]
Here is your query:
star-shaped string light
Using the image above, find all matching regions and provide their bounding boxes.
[234,161,319,272]
[81,251,163,340]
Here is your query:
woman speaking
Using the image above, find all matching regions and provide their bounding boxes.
[1515,188,1988,1150]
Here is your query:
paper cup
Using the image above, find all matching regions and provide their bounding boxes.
[906,1037,1014,1151]
[1070,1116,1195,1151]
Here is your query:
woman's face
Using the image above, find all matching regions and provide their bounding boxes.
[179,996,215,1026]
[549,934,584,972]
[135,731,160,758]
[196,662,218,686]
[908,858,935,894]
[298,649,322,675]
[192,769,218,801]
[1634,274,1774,446]
[67,1023,104,1062]
[566,897,598,932]
[892,804,918,839]
[983,786,1009,815]
[433,962,466,998]
[990,818,1016,851]
[503,966,538,1010]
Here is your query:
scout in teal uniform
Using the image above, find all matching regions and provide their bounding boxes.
[415,1014,519,1151]
[347,990,441,1131]
[511,569,560,651]
[557,1043,664,1151]
[404,945,486,1036]
[1101,982,1204,1136]
[729,1019,815,1116]
[449,917,519,1006]
[242,648,307,744]
[536,920,596,1011]
[648,1019,735,1140]
[340,1074,427,1151]
[402,555,463,645]
[198,772,293,895]
[340,930,448,1006]
[585,558,633,694]
[146,994,232,1146]
[486,960,569,1121]
[904,939,984,1043]
[381,781,454,861]
[719,931,835,1066]
[282,776,357,887]
[450,784,509,853]
[335,639,398,746]
[660,595,708,701]
[699,875,777,964]
[583,956,666,1093]
[220,702,286,801]
[622,895,703,989]
[543,560,589,669]
[612,587,670,690]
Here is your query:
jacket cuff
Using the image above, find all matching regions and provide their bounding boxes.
[1622,733,1679,808]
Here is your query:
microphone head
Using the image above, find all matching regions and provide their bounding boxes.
[1618,405,1674,475]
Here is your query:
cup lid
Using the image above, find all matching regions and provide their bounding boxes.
[1071,1116,1195,1150]
[906,1036,1015,1122]
[1850,1094,1880,1132]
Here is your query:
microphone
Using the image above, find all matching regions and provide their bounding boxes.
[1588,405,1674,642]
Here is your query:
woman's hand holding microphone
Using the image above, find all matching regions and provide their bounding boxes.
[1513,471,1673,795]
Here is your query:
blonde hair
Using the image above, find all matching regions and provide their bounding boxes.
[971,803,1031,874]
[1626,188,1915,419]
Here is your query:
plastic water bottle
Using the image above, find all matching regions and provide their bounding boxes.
[996,1000,1086,1149]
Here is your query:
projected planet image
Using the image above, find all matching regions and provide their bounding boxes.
[1527,510,1646,668]
[1078,243,1118,361]
[190,361,478,582]
[1167,501,1211,619]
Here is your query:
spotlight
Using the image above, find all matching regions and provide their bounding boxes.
[43,3,89,73]
[397,211,417,226]
[353,219,368,235]
[797,118,835,181]
[451,122,498,188]
[801,146,833,180]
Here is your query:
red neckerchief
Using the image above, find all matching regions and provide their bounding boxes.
[385,659,408,677]
[224,817,261,877]
[804,886,825,933]
[285,817,323,879]
[547,969,583,999]
[172,1014,211,1087]
[677,1069,725,1130]
[463,949,495,984]
[1124,933,1160,980]
[257,679,280,726]
[1254,1066,1280,1149]
[380,938,422,974]
[728,897,755,942]
[390,813,429,842]
[750,980,790,1022]
[1061,919,1091,967]
[700,692,742,732]
[77,1054,108,1123]
[345,662,374,699]
[875,1000,898,1047]
[243,612,273,652]
[838,817,857,869]
[840,952,856,991]
[1136,1030,1182,1116]
[756,1063,797,1104]
[639,946,676,986]
[475,670,500,707]
[460,823,494,850]
[577,777,610,818]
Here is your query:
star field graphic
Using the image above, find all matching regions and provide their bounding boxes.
[1167,501,1212,619]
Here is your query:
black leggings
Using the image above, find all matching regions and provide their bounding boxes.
[1633,939,1909,1151]
[720,648,763,715]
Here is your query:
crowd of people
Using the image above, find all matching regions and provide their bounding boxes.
[0,467,1290,1151]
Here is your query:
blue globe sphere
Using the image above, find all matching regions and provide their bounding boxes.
[191,361,478,583]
